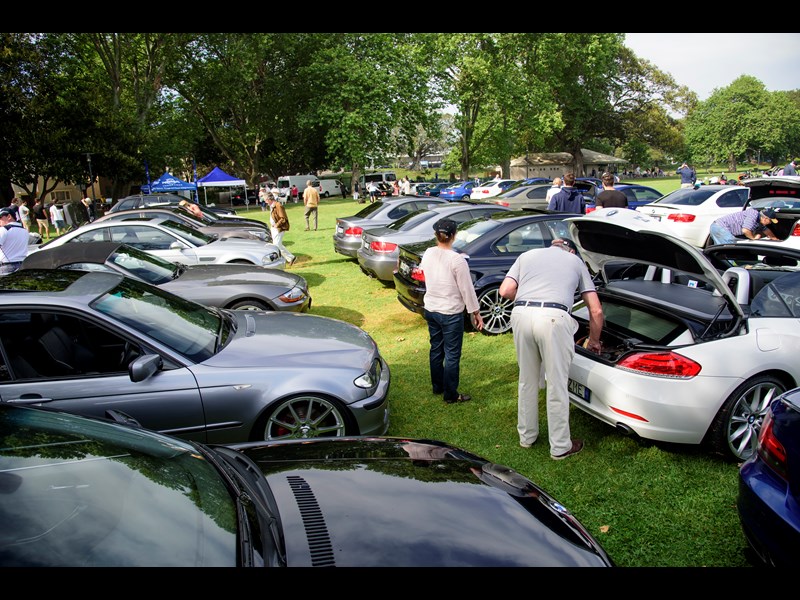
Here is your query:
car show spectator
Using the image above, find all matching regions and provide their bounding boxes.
[784,158,798,176]
[265,193,296,266]
[545,177,563,203]
[0,207,30,275]
[595,172,628,209]
[303,179,320,231]
[677,162,696,188]
[709,207,779,244]
[548,172,585,214]
[48,202,66,236]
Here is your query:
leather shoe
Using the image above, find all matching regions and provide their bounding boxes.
[445,393,471,404]
[551,439,584,460]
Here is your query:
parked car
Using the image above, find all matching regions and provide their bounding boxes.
[635,184,750,247]
[564,207,800,461]
[0,403,613,567]
[408,181,434,195]
[740,175,800,249]
[356,202,511,282]
[0,268,389,444]
[231,187,259,206]
[30,216,285,269]
[393,210,580,335]
[333,197,448,258]
[110,193,237,217]
[486,183,553,210]
[439,181,477,201]
[92,206,271,242]
[422,182,453,197]
[471,179,519,199]
[737,386,800,567]
[20,242,311,312]
[585,184,663,212]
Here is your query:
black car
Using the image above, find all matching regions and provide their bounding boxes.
[110,193,237,217]
[0,403,614,567]
[393,209,580,335]
[231,188,260,206]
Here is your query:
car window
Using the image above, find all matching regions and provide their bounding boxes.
[494,223,548,254]
[544,219,572,241]
[750,272,800,318]
[387,205,417,220]
[525,187,549,200]
[654,188,716,206]
[72,227,112,243]
[716,189,750,208]
[631,188,661,202]
[388,209,432,231]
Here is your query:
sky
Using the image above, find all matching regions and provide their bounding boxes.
[623,33,800,100]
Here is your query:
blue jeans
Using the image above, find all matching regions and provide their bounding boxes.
[424,310,464,402]
[709,223,737,245]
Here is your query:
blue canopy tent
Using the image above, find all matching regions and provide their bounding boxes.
[144,171,197,195]
[197,167,248,207]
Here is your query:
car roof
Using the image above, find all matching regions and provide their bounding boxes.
[21,242,121,270]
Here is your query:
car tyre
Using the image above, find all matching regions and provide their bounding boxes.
[229,299,269,311]
[707,374,785,461]
[259,394,352,440]
[462,195,471,201]
[476,286,514,335]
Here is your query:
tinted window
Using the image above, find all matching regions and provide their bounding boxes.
[494,222,548,254]
[653,188,716,206]
[716,189,750,208]
[525,187,550,200]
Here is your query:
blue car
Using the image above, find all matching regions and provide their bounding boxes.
[737,387,800,567]
[439,181,477,201]
[585,184,662,212]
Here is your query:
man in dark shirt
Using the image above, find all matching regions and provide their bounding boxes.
[784,158,798,176]
[547,172,585,214]
[595,172,628,209]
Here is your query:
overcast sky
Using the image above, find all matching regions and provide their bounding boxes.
[624,33,800,100]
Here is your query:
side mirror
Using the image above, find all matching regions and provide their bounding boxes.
[129,354,163,382]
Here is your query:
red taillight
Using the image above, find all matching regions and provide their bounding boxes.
[757,410,788,480]
[616,351,701,378]
[667,213,696,223]
[371,241,398,253]
[411,267,425,282]
[494,201,509,207]
[480,189,489,194]
[791,222,800,237]
[344,226,363,236]
[586,206,596,213]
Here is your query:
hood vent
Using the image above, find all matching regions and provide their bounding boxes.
[287,475,335,567]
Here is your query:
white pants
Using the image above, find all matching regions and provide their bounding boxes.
[511,306,577,456]
[271,228,295,262]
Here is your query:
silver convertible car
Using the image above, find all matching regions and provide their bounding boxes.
[20,242,311,312]
[0,269,389,443]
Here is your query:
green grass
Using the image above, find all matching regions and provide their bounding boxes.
[238,193,752,567]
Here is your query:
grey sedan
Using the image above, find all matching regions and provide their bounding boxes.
[333,196,448,258]
[20,242,311,312]
[0,269,390,444]
[357,202,511,282]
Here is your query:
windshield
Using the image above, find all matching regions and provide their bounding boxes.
[651,188,715,206]
[353,202,385,219]
[91,276,227,362]
[160,219,214,246]
[0,405,238,567]
[108,245,179,285]
[387,209,435,231]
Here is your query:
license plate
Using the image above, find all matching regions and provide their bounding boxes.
[568,378,591,403]
[336,225,343,234]
[399,261,410,277]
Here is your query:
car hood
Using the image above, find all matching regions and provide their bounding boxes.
[232,438,612,567]
[566,208,742,315]
[171,264,304,288]
[208,311,377,368]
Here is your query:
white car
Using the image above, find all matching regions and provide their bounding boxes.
[471,179,518,199]
[31,217,286,269]
[564,207,800,461]
[635,184,750,247]
[740,175,800,250]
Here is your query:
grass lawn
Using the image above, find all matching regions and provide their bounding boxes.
[236,186,752,568]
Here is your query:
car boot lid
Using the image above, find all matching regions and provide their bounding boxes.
[566,208,743,316]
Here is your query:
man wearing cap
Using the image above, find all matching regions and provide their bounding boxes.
[419,217,483,405]
[0,207,30,275]
[709,207,779,245]
[498,238,604,460]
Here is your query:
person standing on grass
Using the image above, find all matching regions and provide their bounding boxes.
[419,217,483,405]
[595,171,628,209]
[784,158,798,176]
[33,199,49,239]
[16,199,31,231]
[265,193,296,266]
[548,172,585,214]
[48,202,66,237]
[303,179,320,231]
[0,207,30,275]
[677,161,696,188]
[499,238,604,460]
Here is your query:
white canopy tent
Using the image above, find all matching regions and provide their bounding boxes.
[197,167,248,206]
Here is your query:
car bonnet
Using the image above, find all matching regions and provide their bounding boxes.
[566,208,743,316]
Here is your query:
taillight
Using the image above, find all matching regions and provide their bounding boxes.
[757,409,788,480]
[667,213,696,223]
[370,241,398,253]
[616,351,701,378]
[586,206,596,213]
[494,201,509,207]
[791,222,800,237]
[411,267,425,282]
[344,226,363,236]
[480,189,489,194]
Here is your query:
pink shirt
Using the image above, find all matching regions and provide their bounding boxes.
[419,246,479,315]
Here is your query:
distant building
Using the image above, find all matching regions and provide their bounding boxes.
[509,149,627,180]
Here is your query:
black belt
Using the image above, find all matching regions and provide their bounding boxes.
[514,300,569,312]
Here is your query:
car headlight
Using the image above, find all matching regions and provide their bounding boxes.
[278,286,307,303]
[354,358,382,392]
[261,252,281,266]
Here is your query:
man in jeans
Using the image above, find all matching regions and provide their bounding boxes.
[709,208,779,244]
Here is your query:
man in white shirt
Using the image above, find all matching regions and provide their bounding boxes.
[0,207,30,275]
[48,203,66,236]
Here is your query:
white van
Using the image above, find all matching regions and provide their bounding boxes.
[319,179,346,198]
[359,172,397,189]
[276,176,321,203]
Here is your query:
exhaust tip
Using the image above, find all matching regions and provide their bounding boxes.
[615,423,636,436]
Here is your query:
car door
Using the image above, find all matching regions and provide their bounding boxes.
[0,309,208,442]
